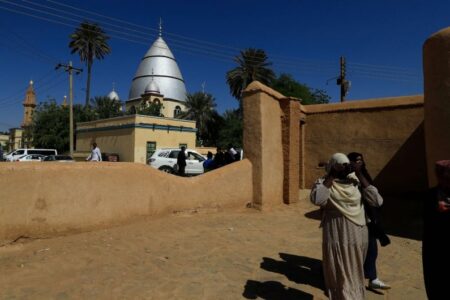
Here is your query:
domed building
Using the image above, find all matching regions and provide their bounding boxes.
[107,87,120,102]
[75,25,198,164]
[126,29,185,118]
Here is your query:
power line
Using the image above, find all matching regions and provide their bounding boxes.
[2,0,412,73]
[0,1,422,82]
[0,71,64,106]
[42,0,422,77]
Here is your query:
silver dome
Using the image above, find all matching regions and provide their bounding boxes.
[107,90,120,101]
[128,37,187,102]
[145,80,160,94]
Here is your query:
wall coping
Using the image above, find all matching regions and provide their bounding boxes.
[301,95,423,114]
[243,81,288,101]
[76,122,197,133]
[78,114,196,129]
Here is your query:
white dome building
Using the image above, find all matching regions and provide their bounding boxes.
[126,28,186,118]
[107,89,120,101]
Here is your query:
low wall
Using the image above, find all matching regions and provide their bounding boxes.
[0,160,252,244]
[302,95,426,194]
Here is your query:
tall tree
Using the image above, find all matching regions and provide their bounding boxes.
[226,48,275,102]
[91,96,123,119]
[32,100,96,153]
[69,22,111,106]
[271,73,330,105]
[218,109,242,148]
[180,92,217,145]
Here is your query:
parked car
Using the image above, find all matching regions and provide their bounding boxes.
[42,155,74,162]
[148,148,206,175]
[4,148,57,161]
[15,154,46,162]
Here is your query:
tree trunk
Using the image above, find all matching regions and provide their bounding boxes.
[85,61,92,106]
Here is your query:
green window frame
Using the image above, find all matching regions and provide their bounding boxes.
[146,141,157,163]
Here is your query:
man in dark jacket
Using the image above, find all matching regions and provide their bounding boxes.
[177,146,187,176]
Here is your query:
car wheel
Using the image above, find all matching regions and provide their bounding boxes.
[159,166,174,174]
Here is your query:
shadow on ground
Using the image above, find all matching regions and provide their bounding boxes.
[304,209,322,221]
[243,253,324,299]
[243,280,313,300]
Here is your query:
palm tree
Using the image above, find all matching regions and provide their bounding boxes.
[181,92,217,144]
[69,22,111,106]
[226,48,275,101]
[91,96,123,119]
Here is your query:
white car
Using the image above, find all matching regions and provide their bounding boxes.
[148,148,206,175]
[5,148,57,161]
[14,154,46,162]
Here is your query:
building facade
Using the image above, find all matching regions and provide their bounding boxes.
[76,115,196,163]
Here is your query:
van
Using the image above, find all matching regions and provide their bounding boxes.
[5,148,58,161]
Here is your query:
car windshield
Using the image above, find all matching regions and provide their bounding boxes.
[168,151,180,158]
[187,152,205,162]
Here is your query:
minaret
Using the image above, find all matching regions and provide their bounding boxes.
[62,95,68,108]
[21,80,37,127]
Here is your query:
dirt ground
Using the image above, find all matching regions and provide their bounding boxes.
[0,199,425,299]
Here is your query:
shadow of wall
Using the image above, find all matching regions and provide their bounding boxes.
[374,122,427,240]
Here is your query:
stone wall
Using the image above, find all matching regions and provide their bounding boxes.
[0,161,252,244]
[242,82,285,209]
[301,95,425,194]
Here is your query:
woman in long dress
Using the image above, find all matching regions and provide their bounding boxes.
[310,153,383,299]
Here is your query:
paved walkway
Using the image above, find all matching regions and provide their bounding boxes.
[0,200,425,299]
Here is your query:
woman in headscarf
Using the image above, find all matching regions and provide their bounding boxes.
[310,153,383,299]
[348,152,391,291]
[423,160,450,299]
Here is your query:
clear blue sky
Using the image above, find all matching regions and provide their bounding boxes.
[0,0,449,132]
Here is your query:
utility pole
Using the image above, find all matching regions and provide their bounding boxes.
[337,56,350,102]
[56,61,83,156]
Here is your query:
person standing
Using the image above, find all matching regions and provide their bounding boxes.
[227,144,239,162]
[177,146,187,176]
[423,160,450,299]
[213,147,225,168]
[86,142,102,162]
[203,151,215,172]
[348,152,391,290]
[310,153,383,299]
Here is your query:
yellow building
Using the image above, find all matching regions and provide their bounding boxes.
[0,133,9,151]
[76,114,196,163]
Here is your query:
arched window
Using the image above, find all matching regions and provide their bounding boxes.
[129,105,136,114]
[174,106,181,117]
[153,98,161,105]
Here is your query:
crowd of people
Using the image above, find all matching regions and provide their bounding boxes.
[175,144,242,176]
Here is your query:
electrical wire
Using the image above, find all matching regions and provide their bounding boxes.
[1,0,422,81]
[0,0,422,85]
